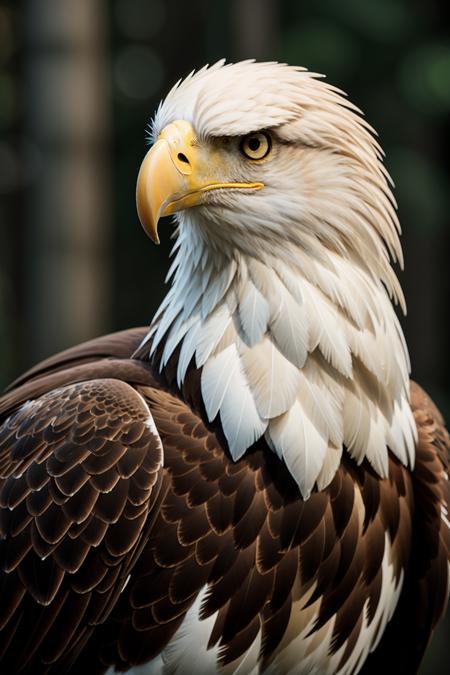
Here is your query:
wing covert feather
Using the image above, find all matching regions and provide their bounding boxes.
[0,377,163,673]
[360,381,450,674]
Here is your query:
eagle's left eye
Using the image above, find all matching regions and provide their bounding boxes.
[240,132,271,160]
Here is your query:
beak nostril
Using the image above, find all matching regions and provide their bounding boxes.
[177,152,190,165]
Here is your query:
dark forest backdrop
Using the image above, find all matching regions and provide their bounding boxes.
[0,1,449,671]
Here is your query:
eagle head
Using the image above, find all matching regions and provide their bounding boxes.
[137,60,401,293]
[136,60,415,499]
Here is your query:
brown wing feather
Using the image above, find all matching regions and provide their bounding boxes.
[6,327,148,392]
[93,384,414,673]
[0,359,157,419]
[360,381,450,674]
[0,377,163,673]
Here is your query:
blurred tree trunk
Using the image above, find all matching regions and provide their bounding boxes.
[230,0,280,60]
[23,0,111,364]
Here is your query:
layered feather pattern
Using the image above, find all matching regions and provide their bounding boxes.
[149,244,415,498]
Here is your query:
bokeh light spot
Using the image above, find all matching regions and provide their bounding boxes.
[283,21,359,79]
[115,45,164,101]
[114,0,165,41]
[329,0,414,41]
[389,146,448,233]
[399,44,450,115]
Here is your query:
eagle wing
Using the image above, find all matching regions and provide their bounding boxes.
[360,381,450,673]
[0,368,163,672]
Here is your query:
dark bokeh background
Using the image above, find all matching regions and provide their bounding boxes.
[0,0,449,671]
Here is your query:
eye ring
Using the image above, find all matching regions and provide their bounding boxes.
[240,132,271,160]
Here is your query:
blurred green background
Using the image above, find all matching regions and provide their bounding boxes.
[0,1,449,671]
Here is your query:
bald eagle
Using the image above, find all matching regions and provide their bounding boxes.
[0,61,449,675]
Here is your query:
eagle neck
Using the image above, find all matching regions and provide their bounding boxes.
[143,214,416,499]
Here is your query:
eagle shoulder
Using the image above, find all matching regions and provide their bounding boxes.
[0,373,163,672]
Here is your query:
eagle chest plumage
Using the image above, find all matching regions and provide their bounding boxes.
[1,60,449,674]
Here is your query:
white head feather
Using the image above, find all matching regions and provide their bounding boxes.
[146,60,416,498]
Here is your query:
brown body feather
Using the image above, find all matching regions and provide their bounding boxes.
[0,328,448,674]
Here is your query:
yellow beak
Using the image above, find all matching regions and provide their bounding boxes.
[136,120,264,243]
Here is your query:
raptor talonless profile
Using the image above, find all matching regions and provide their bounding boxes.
[0,61,449,674]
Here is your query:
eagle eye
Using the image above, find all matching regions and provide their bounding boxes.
[240,132,271,160]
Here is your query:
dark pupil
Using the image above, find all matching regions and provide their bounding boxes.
[248,137,261,152]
